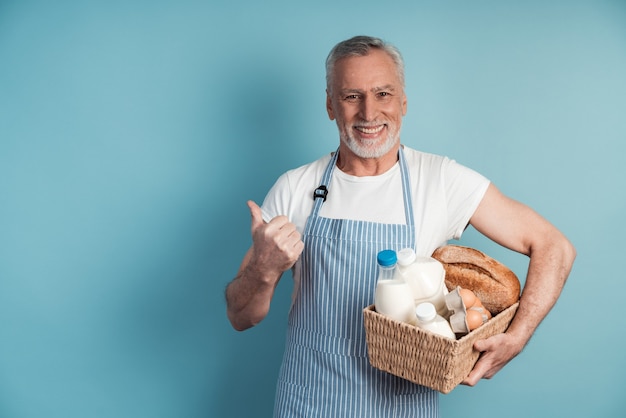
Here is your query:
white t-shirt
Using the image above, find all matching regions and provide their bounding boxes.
[261,145,490,267]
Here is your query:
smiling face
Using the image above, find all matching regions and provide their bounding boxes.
[326,48,407,160]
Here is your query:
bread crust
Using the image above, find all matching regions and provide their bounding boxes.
[431,245,520,315]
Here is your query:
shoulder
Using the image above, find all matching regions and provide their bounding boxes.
[402,145,454,172]
[403,145,486,172]
[402,144,490,189]
[283,152,333,182]
[270,152,333,195]
[261,152,333,223]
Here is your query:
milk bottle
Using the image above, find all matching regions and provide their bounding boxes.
[395,248,449,318]
[374,250,416,325]
[415,302,456,339]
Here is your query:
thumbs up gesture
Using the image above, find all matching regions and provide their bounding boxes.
[247,200,304,275]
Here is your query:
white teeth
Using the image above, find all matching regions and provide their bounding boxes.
[358,125,384,134]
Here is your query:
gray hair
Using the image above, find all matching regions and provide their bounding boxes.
[325,35,405,92]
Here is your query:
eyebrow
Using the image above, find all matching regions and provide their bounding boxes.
[339,85,398,95]
[373,84,397,93]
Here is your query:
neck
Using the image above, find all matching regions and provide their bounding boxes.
[336,143,401,176]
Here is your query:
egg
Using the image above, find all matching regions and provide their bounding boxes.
[471,300,492,320]
[465,309,485,331]
[459,288,477,308]
[478,304,492,320]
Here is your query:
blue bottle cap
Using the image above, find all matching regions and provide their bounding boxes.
[377,249,397,267]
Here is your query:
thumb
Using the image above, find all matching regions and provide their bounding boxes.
[247,200,265,232]
[474,339,487,352]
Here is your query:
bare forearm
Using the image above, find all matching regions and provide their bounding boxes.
[506,232,576,347]
[226,254,283,331]
[464,185,576,384]
[463,231,576,385]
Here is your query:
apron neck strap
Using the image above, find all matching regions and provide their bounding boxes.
[312,147,415,226]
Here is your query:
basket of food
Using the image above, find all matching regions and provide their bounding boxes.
[363,245,521,394]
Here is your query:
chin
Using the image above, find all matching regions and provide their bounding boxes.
[343,135,399,159]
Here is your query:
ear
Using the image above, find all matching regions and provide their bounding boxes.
[402,92,408,116]
[326,90,335,120]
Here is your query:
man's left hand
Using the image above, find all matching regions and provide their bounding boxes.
[461,332,524,386]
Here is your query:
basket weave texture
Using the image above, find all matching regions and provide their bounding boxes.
[363,302,518,394]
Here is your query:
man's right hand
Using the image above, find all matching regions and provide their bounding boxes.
[247,200,304,277]
[225,201,304,331]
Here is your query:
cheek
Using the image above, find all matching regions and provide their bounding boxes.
[388,102,406,120]
[334,106,355,125]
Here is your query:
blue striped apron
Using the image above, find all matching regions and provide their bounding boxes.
[274,148,439,417]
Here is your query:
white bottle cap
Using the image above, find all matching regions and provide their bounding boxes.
[397,248,417,266]
[415,302,437,322]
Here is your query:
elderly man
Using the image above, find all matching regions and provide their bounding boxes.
[226,35,575,417]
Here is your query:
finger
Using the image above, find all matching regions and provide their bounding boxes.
[461,338,491,386]
[474,338,488,353]
[285,228,304,252]
[278,219,299,237]
[293,239,305,257]
[273,222,302,249]
[462,358,487,386]
[247,200,265,232]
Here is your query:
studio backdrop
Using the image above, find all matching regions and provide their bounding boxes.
[1,1,625,417]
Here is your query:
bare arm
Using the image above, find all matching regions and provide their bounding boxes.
[225,201,304,331]
[463,184,576,385]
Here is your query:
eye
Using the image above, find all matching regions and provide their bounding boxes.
[344,94,360,102]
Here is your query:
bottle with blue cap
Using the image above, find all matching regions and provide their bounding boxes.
[377,249,398,281]
[374,249,416,325]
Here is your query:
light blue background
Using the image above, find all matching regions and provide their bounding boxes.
[1,1,624,417]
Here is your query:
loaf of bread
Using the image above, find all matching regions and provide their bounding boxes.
[431,245,520,315]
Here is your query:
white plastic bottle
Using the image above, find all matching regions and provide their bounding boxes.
[374,250,416,325]
[395,248,449,318]
[414,302,456,340]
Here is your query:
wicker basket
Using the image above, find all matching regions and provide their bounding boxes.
[363,302,518,394]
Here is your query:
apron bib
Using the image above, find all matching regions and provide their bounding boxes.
[274,148,438,418]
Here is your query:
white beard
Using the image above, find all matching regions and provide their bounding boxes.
[339,123,400,159]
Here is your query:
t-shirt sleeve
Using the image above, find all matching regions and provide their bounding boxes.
[443,158,491,240]
[260,171,291,223]
[258,155,327,234]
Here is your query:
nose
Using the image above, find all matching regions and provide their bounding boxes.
[359,94,378,122]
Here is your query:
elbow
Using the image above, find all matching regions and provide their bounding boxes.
[567,239,577,262]
[227,307,266,332]
[227,309,252,332]
[556,228,577,265]
[528,231,577,277]
[230,321,253,332]
[549,233,577,280]
[564,237,577,272]
[228,316,255,332]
